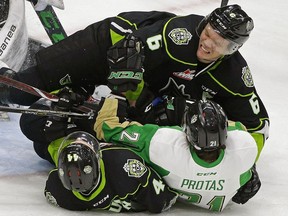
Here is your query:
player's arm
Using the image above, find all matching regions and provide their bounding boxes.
[106,34,145,101]
[227,121,261,204]
[94,97,160,152]
[45,169,90,210]
[213,60,269,161]
[232,165,261,204]
[107,18,171,102]
[221,92,269,161]
[132,167,178,213]
[44,88,86,164]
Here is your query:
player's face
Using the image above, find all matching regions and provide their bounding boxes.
[197,23,231,63]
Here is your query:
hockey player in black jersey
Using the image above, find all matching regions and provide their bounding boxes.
[19,93,177,213]
[45,132,177,212]
[0,4,269,159]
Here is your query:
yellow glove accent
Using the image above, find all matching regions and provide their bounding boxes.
[125,80,144,101]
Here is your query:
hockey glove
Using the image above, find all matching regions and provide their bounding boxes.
[47,88,84,138]
[98,94,129,123]
[107,35,145,93]
[232,165,261,204]
[53,87,85,111]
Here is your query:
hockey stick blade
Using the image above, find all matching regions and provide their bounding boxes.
[0,105,93,119]
[0,75,95,115]
[28,0,67,44]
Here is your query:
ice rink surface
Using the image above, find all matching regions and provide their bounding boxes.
[1,0,287,215]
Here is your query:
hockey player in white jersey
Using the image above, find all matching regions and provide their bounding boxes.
[95,97,261,211]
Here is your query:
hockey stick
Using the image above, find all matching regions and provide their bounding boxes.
[0,20,6,28]
[0,105,92,118]
[0,74,96,115]
[220,0,229,7]
[28,0,67,44]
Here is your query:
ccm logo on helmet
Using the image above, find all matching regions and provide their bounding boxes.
[216,19,227,30]
[0,25,17,57]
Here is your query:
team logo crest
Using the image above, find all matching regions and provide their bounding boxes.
[168,28,192,45]
[123,159,147,178]
[241,66,254,87]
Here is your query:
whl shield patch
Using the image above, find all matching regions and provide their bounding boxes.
[123,159,147,178]
[241,66,254,87]
[168,28,192,45]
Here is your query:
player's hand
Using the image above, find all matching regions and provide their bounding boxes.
[232,165,261,204]
[107,35,145,93]
[54,87,85,111]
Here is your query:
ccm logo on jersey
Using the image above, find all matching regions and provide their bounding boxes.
[0,25,17,57]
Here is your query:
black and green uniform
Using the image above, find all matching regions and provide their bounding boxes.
[45,144,177,213]
[5,11,269,157]
[19,100,177,213]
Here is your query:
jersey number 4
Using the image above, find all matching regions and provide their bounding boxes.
[153,179,165,194]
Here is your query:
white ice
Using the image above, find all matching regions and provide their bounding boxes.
[1,0,287,215]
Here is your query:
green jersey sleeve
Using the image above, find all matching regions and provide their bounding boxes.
[95,98,158,150]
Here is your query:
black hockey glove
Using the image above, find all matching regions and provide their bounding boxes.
[232,165,261,204]
[46,87,85,141]
[107,35,145,93]
[53,87,85,111]
[152,96,186,126]
[130,95,186,126]
[98,94,129,123]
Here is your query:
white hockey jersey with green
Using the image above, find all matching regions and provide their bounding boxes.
[95,98,258,211]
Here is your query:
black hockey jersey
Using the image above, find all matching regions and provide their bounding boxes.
[8,11,269,157]
[45,144,177,213]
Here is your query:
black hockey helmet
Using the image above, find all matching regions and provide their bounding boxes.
[57,131,101,192]
[182,100,228,151]
[196,4,254,53]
